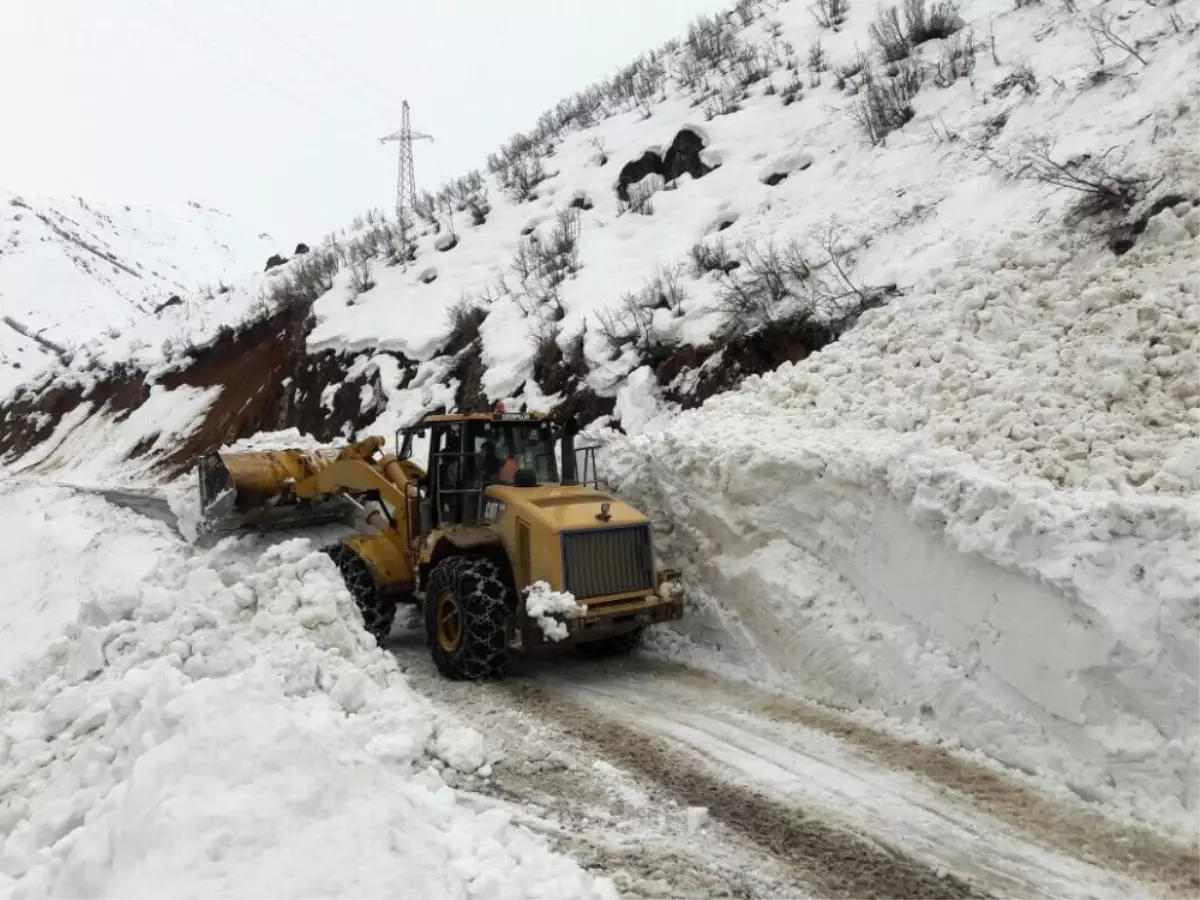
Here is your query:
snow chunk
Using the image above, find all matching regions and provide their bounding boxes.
[757,149,813,185]
[432,722,489,773]
[524,582,588,642]
[221,427,334,452]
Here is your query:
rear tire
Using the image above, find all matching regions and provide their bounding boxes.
[424,556,511,680]
[575,627,644,659]
[324,543,396,643]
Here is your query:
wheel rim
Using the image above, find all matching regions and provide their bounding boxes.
[436,590,463,653]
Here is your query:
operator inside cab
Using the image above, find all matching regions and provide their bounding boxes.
[480,429,519,484]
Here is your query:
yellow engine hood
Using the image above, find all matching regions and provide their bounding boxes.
[486,483,647,533]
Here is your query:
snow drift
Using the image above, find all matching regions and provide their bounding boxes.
[0,480,615,899]
[605,206,1200,837]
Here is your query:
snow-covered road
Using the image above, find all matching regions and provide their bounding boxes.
[390,628,1199,900]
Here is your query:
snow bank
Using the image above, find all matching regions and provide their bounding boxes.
[604,212,1200,837]
[0,479,176,680]
[0,483,615,899]
[524,581,587,642]
[220,426,340,453]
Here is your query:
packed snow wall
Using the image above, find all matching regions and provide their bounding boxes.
[604,209,1200,838]
[608,434,1197,830]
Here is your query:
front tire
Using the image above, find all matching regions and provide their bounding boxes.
[325,543,397,643]
[424,556,511,680]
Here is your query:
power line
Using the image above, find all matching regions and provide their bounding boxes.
[140,3,380,135]
[254,0,409,115]
[228,0,397,122]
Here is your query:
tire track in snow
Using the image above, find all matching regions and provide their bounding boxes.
[559,658,1199,899]
[500,679,983,900]
[391,625,807,899]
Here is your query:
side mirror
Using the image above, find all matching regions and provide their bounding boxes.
[397,426,425,461]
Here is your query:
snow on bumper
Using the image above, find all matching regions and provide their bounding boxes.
[518,572,685,649]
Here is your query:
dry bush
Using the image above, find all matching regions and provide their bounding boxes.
[851,59,924,144]
[1019,138,1161,221]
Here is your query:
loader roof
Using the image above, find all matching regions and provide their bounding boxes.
[419,411,551,424]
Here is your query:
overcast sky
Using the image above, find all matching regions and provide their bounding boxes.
[0,0,730,246]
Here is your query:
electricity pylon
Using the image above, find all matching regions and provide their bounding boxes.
[379,100,433,264]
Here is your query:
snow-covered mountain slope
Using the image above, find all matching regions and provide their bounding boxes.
[0,190,274,397]
[1,0,1197,856]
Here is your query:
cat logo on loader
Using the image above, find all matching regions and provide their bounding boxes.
[198,412,684,679]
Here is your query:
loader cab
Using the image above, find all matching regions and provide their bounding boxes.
[398,415,559,528]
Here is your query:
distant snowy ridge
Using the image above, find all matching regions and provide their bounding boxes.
[0,189,273,397]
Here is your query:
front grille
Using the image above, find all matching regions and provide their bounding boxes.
[562,525,654,601]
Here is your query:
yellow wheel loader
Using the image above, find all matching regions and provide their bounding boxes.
[197,412,684,679]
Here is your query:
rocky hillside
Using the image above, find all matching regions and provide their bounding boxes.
[0,0,1195,480]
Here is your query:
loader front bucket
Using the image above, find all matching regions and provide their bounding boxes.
[197,449,358,535]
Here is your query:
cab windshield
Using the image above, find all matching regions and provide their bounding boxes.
[473,420,558,485]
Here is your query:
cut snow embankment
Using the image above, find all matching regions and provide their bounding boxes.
[604,211,1200,837]
[0,481,615,899]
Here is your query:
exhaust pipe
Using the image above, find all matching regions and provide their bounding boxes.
[560,416,579,486]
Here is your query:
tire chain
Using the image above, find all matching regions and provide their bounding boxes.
[426,556,511,680]
[324,543,396,641]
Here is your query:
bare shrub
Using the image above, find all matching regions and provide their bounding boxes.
[466,187,491,226]
[716,240,812,325]
[811,0,850,28]
[595,294,657,356]
[413,190,438,227]
[716,225,893,340]
[783,69,805,103]
[627,179,658,215]
[869,6,910,61]
[445,297,488,352]
[540,209,581,282]
[684,13,741,72]
[348,260,375,297]
[732,45,769,87]
[993,60,1037,95]
[643,264,689,312]
[531,322,565,379]
[512,239,537,283]
[510,210,582,320]
[807,40,830,85]
[851,59,924,144]
[1018,138,1161,221]
[905,0,963,45]
[836,49,871,87]
[592,265,690,358]
[690,238,740,276]
[932,29,977,87]
[507,156,547,202]
[733,0,759,27]
[871,0,961,61]
[704,83,745,119]
[1085,12,1148,66]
